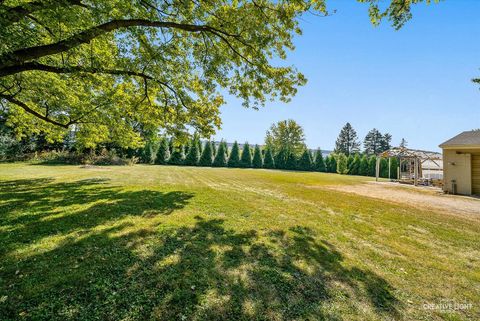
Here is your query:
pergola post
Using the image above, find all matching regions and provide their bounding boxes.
[375,157,380,182]
[414,157,418,186]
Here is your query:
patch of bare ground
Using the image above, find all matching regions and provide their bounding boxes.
[323,181,480,221]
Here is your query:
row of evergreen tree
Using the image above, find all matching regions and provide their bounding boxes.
[142,136,396,178]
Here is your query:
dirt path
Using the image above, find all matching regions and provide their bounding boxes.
[326,182,480,220]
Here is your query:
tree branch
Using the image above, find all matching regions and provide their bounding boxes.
[0,19,239,71]
[0,93,70,128]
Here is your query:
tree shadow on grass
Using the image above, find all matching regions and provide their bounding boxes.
[0,179,400,320]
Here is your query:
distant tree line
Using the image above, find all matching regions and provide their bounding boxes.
[0,115,402,179]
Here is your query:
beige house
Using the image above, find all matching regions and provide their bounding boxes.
[439,130,480,195]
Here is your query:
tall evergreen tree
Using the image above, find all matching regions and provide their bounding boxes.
[252,145,263,168]
[263,148,275,169]
[334,123,360,156]
[155,137,170,165]
[211,141,217,157]
[298,149,313,171]
[274,148,288,169]
[197,139,203,156]
[381,133,392,152]
[336,153,348,174]
[400,138,408,148]
[212,141,228,167]
[313,149,326,172]
[285,152,297,170]
[239,142,253,168]
[228,141,241,167]
[184,137,200,166]
[363,128,384,155]
[359,155,369,176]
[199,141,214,167]
[169,144,185,165]
[141,138,160,164]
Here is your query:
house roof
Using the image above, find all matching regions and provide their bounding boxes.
[439,130,480,148]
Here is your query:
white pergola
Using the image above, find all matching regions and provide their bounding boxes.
[375,147,443,186]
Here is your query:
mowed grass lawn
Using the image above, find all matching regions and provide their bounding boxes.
[0,164,478,321]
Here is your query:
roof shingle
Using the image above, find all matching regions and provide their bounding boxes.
[439,130,480,148]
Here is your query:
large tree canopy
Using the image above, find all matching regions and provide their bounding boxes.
[0,0,430,147]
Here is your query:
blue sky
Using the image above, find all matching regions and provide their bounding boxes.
[212,0,480,152]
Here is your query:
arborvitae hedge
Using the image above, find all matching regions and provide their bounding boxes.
[346,154,355,174]
[198,141,213,166]
[359,155,369,176]
[285,152,297,170]
[141,139,159,164]
[155,138,170,165]
[252,145,263,168]
[275,149,287,169]
[325,154,337,173]
[313,149,326,172]
[184,138,200,166]
[263,148,275,169]
[298,149,313,171]
[239,142,252,168]
[368,155,377,177]
[213,141,228,167]
[390,157,399,179]
[350,154,361,175]
[380,158,389,178]
[169,145,185,165]
[227,141,241,167]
